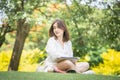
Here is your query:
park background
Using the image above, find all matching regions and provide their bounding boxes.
[0,0,120,77]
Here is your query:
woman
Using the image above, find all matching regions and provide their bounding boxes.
[37,19,89,73]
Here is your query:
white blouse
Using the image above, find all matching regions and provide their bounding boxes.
[43,37,73,72]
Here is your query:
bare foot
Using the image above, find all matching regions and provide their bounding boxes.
[54,67,66,73]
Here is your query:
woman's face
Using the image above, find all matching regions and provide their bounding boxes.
[53,22,64,38]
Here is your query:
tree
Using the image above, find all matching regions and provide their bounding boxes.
[0,21,14,47]
[63,0,94,56]
[98,0,120,50]
[0,0,48,71]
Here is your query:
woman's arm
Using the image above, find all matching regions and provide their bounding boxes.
[67,40,73,57]
[45,38,61,61]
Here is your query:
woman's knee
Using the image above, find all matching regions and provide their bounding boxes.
[84,62,89,68]
[63,60,75,68]
[77,62,89,68]
[75,62,89,73]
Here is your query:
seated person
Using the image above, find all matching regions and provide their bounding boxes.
[37,19,89,73]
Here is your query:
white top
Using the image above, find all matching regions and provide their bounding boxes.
[43,37,73,72]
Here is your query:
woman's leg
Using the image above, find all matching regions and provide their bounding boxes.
[75,62,89,73]
[55,60,75,73]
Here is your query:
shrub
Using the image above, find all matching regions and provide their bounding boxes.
[92,49,120,75]
[19,48,46,72]
[0,48,46,71]
[78,47,107,67]
[79,51,103,67]
[0,50,12,71]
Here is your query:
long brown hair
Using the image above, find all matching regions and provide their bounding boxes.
[49,19,70,42]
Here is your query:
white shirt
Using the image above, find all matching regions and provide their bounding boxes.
[44,37,73,67]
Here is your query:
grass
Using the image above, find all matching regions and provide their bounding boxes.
[0,71,119,80]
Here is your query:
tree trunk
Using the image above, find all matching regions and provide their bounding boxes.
[8,19,30,71]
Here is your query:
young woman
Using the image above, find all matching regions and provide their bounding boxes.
[37,19,89,73]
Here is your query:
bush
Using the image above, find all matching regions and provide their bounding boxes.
[0,50,12,71]
[0,48,46,71]
[19,48,46,72]
[92,49,120,75]
[79,47,107,66]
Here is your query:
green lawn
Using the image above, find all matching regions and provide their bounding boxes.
[0,71,119,80]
